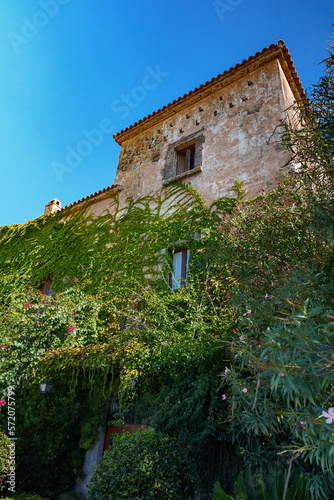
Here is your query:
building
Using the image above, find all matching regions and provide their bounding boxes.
[53,40,303,223]
[70,40,304,496]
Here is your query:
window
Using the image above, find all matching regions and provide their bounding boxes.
[164,129,204,183]
[40,277,52,296]
[170,249,189,289]
[176,144,195,175]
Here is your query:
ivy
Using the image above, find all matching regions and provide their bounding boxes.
[0,161,331,498]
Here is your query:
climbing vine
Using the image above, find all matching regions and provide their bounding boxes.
[1,33,334,498]
[0,173,331,497]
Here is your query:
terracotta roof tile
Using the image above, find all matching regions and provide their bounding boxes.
[113,41,304,144]
[64,184,121,209]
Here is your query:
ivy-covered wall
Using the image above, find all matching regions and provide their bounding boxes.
[0,173,332,498]
[1,33,334,498]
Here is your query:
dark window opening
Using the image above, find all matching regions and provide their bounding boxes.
[176,144,195,175]
[164,129,204,183]
[40,277,52,296]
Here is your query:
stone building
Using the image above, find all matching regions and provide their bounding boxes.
[71,40,304,496]
[51,40,303,221]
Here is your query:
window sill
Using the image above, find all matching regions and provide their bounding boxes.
[163,165,202,185]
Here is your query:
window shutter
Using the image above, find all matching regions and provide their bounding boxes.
[185,149,191,172]
[172,251,183,289]
[181,249,188,286]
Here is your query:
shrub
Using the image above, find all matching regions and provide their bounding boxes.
[89,430,195,499]
[210,469,310,500]
[13,387,84,498]
[2,494,47,500]
[0,427,11,491]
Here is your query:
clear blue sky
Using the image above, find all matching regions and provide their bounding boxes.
[0,1,332,226]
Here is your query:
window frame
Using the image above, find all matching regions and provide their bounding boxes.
[176,143,195,176]
[169,248,189,290]
[163,129,204,184]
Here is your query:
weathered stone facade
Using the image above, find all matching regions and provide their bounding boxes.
[69,41,304,496]
[62,41,303,218]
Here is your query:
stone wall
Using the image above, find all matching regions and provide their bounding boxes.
[113,58,294,210]
[69,46,303,219]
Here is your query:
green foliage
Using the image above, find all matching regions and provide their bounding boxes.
[211,469,309,500]
[1,492,85,500]
[215,33,334,500]
[231,177,248,202]
[0,183,235,496]
[0,426,11,491]
[0,184,210,302]
[210,481,234,500]
[280,32,334,275]
[12,386,84,498]
[55,492,85,500]
[0,34,333,498]
[88,429,195,499]
[0,174,328,496]
[1,494,47,500]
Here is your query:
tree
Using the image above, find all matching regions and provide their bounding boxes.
[219,30,334,499]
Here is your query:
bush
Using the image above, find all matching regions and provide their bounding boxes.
[89,430,195,499]
[0,427,11,491]
[2,494,47,500]
[210,469,310,500]
[11,387,85,498]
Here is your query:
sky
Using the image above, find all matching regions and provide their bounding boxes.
[0,0,332,227]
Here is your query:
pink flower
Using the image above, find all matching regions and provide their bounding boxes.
[299,421,306,426]
[239,336,244,341]
[43,300,48,305]
[327,315,334,319]
[264,293,269,299]
[291,203,297,210]
[258,188,264,194]
[73,277,79,283]
[224,367,229,374]
[25,302,31,307]
[222,394,227,400]
[243,309,252,316]
[281,373,285,377]
[322,408,334,424]
[242,388,248,393]
[0,400,6,406]
[68,325,75,333]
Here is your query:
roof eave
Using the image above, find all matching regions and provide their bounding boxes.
[113,41,305,146]
[63,184,123,211]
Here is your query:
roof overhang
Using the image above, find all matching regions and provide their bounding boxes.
[113,41,305,146]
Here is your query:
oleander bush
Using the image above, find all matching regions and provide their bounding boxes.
[210,469,309,500]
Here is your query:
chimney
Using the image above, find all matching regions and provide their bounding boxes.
[44,199,62,215]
